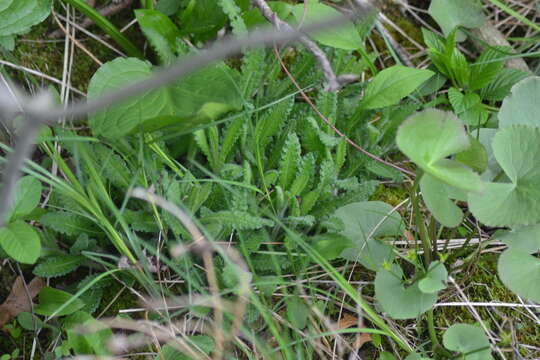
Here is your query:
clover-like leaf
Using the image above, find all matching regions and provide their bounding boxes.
[335,201,404,271]
[443,324,493,360]
[468,125,540,227]
[375,264,438,319]
[498,76,540,128]
[495,225,540,254]
[428,0,486,42]
[420,174,463,228]
[397,109,483,192]
[418,261,448,294]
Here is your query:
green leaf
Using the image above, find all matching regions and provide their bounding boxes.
[201,211,273,230]
[159,336,214,360]
[498,248,540,303]
[0,0,52,36]
[310,233,352,260]
[443,324,493,360]
[420,174,463,228]
[397,109,483,192]
[33,255,86,278]
[136,9,181,65]
[34,287,86,317]
[469,47,507,91]
[40,211,97,236]
[468,125,540,227]
[335,201,404,271]
[418,261,448,293]
[495,225,540,254]
[291,0,362,50]
[0,221,41,264]
[65,311,112,355]
[480,68,528,101]
[455,136,488,173]
[360,66,433,109]
[404,354,431,360]
[447,88,488,126]
[88,58,242,138]
[375,264,438,319]
[8,176,42,220]
[279,132,301,189]
[178,0,227,39]
[428,0,486,42]
[286,297,309,329]
[498,76,540,128]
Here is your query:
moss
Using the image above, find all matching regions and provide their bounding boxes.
[369,183,408,207]
[435,254,540,357]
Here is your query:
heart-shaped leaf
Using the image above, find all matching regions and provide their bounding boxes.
[468,125,540,227]
[442,324,493,360]
[420,174,463,228]
[397,109,483,192]
[335,201,404,271]
[418,261,448,294]
[498,76,540,128]
[495,225,540,254]
[375,264,438,319]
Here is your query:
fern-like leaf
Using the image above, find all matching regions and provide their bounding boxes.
[278,132,301,189]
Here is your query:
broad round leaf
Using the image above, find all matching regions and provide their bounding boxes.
[360,66,434,110]
[428,0,486,42]
[495,225,540,253]
[418,261,448,294]
[291,1,361,50]
[498,76,540,128]
[397,109,483,192]
[0,221,41,264]
[442,324,493,360]
[375,264,437,319]
[335,201,404,271]
[8,176,42,220]
[468,125,540,226]
[420,174,463,228]
[498,248,540,303]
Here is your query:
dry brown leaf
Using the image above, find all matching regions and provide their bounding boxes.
[0,276,44,328]
[353,332,372,350]
[337,313,373,350]
[337,313,360,330]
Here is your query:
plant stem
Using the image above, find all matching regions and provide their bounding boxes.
[427,309,440,350]
[411,172,432,265]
